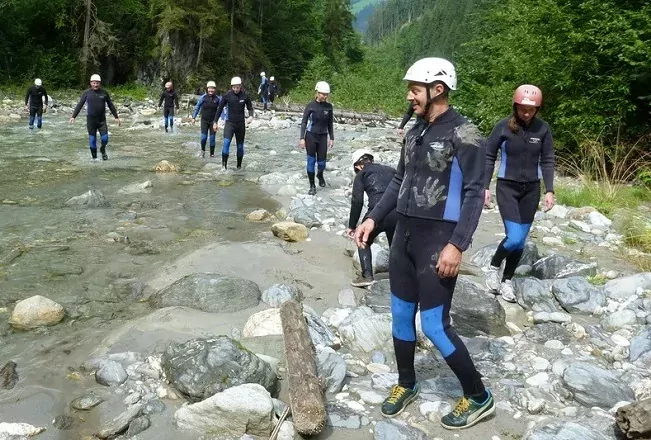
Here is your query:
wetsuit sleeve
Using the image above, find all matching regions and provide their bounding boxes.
[300,104,311,140]
[193,94,205,119]
[398,104,415,129]
[42,88,48,106]
[158,92,164,107]
[450,125,486,252]
[25,88,31,106]
[540,127,555,193]
[328,105,334,140]
[348,173,365,229]
[484,122,502,188]
[174,92,179,109]
[105,91,119,118]
[368,143,405,223]
[72,91,88,118]
[213,95,226,122]
[246,95,254,118]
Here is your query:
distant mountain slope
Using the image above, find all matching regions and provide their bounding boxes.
[352,0,384,32]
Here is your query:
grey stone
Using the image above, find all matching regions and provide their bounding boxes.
[419,376,463,400]
[513,278,559,312]
[562,363,635,409]
[601,309,637,331]
[352,243,390,274]
[316,347,347,398]
[629,327,651,366]
[70,392,104,411]
[470,241,539,269]
[374,420,429,440]
[97,404,142,439]
[142,399,166,415]
[288,207,321,228]
[326,405,369,429]
[303,306,337,348]
[551,277,606,314]
[525,323,571,344]
[53,415,75,430]
[95,360,128,387]
[161,336,278,401]
[524,420,610,440]
[150,273,261,313]
[372,351,386,364]
[261,284,303,308]
[272,398,288,418]
[604,273,651,300]
[338,288,363,307]
[366,279,391,313]
[451,277,509,337]
[532,255,597,280]
[65,189,108,208]
[125,416,150,438]
[533,311,572,324]
[337,307,392,352]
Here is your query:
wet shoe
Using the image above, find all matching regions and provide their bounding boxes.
[440,391,495,430]
[308,185,317,196]
[317,174,326,187]
[500,280,516,302]
[165,127,168,133]
[198,151,205,158]
[351,275,374,287]
[484,265,501,292]
[102,153,109,161]
[381,384,420,418]
[210,154,215,158]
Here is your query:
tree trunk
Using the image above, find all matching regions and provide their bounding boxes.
[279,301,326,436]
[230,0,235,60]
[82,0,92,79]
[196,35,203,71]
[616,398,651,439]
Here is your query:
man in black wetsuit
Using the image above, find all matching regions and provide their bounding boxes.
[346,149,397,287]
[24,78,48,129]
[158,81,179,132]
[355,58,494,430]
[70,74,121,161]
[258,72,269,111]
[192,81,221,158]
[212,76,254,170]
[268,76,278,108]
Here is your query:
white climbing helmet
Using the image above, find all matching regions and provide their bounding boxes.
[90,74,101,82]
[165,81,172,89]
[352,149,374,167]
[34,78,42,86]
[260,72,266,77]
[231,76,242,86]
[315,81,330,94]
[403,57,457,90]
[269,76,275,81]
[206,81,216,88]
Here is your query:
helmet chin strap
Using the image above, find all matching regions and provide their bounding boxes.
[423,85,441,118]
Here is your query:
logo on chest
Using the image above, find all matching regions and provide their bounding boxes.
[528,137,541,144]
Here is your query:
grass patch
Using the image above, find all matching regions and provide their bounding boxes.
[620,210,651,253]
[587,274,608,286]
[555,182,650,217]
[109,83,152,101]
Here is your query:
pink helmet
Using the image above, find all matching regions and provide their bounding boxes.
[513,84,543,107]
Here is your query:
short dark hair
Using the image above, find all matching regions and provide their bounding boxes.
[431,81,450,98]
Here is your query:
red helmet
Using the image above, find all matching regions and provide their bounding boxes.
[513,84,543,107]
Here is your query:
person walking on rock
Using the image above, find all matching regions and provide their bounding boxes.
[347,149,398,287]
[299,81,334,195]
[158,81,179,133]
[354,58,494,430]
[483,84,556,302]
[24,78,48,130]
[70,74,120,161]
[212,76,254,170]
[258,71,269,111]
[192,81,221,158]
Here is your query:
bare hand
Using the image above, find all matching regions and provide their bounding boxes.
[484,189,492,207]
[299,139,306,149]
[115,117,121,127]
[346,228,356,239]
[42,106,47,113]
[543,192,555,212]
[212,122,218,131]
[191,118,196,125]
[69,117,76,124]
[436,244,462,278]
[354,219,376,249]
[397,128,404,138]
[328,139,334,149]
[24,105,28,113]
[247,117,253,125]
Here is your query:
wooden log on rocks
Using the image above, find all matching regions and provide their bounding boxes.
[279,300,326,435]
[616,398,651,439]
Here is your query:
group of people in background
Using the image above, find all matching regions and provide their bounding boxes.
[24,58,556,431]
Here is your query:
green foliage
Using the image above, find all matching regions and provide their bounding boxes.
[555,182,650,218]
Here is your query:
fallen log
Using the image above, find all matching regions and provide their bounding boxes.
[279,300,326,435]
[616,398,651,439]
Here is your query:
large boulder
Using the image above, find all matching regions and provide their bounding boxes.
[243,309,283,338]
[9,295,65,330]
[451,277,509,337]
[551,277,606,314]
[352,243,390,274]
[630,327,651,366]
[150,274,261,313]
[174,383,274,437]
[261,284,304,308]
[65,189,107,208]
[316,346,347,399]
[271,222,309,242]
[337,307,392,352]
[288,207,321,228]
[562,363,635,409]
[532,255,597,280]
[513,278,559,312]
[601,309,637,331]
[604,273,651,300]
[161,337,278,401]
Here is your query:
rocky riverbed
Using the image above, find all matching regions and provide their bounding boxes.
[1,95,650,440]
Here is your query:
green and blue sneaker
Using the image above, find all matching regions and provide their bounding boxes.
[380,383,420,418]
[440,390,495,430]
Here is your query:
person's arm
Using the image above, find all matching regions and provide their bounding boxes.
[174,91,179,109]
[328,104,334,140]
[348,173,366,229]
[398,104,415,130]
[245,95,254,118]
[193,94,205,119]
[158,92,164,107]
[213,95,227,122]
[105,91,119,119]
[484,122,503,188]
[368,143,405,223]
[24,88,30,106]
[42,88,48,107]
[540,126,555,193]
[449,124,486,251]
[300,104,311,140]
[71,91,88,118]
